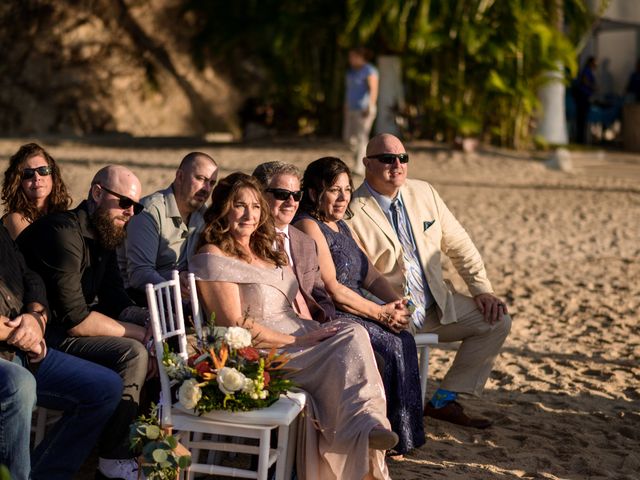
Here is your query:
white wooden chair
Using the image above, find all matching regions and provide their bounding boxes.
[146,271,305,480]
[414,333,439,408]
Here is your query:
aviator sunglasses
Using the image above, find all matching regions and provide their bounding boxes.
[98,185,144,215]
[266,188,303,202]
[22,166,53,180]
[367,153,409,164]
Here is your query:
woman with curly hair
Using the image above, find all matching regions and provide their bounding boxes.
[2,143,72,240]
[192,172,396,480]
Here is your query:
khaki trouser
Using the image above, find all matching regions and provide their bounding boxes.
[343,107,377,176]
[414,293,512,396]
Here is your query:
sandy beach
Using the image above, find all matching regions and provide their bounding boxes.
[1,137,638,480]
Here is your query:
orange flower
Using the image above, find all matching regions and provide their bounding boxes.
[263,371,271,387]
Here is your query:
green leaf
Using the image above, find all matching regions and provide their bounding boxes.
[166,436,178,449]
[178,455,192,469]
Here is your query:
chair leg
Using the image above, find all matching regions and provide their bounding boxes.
[33,407,48,447]
[257,429,271,480]
[418,346,430,408]
[274,424,290,480]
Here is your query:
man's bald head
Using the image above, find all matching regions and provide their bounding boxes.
[365,133,406,157]
[363,133,409,197]
[90,165,142,204]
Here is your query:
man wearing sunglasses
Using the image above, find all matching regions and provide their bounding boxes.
[121,152,218,305]
[18,165,153,480]
[347,133,511,430]
[252,161,336,323]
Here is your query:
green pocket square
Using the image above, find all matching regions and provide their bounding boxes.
[423,220,435,231]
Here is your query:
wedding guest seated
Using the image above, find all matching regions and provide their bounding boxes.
[191,173,397,480]
[347,133,512,428]
[252,161,335,323]
[1,224,122,480]
[1,143,72,240]
[294,157,425,455]
[17,166,153,480]
[120,152,218,305]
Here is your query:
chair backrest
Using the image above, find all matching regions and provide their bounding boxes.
[188,272,204,342]
[146,270,189,426]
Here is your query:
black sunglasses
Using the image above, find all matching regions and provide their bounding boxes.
[367,153,409,164]
[266,188,303,202]
[98,185,144,215]
[22,166,52,180]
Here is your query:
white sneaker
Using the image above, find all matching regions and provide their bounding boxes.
[97,458,141,480]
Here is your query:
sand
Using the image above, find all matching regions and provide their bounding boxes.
[1,137,638,480]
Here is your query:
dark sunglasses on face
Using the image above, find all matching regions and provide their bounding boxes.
[266,188,303,202]
[98,185,144,215]
[367,153,409,164]
[22,166,52,180]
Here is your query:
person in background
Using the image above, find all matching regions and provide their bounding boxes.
[17,165,152,480]
[343,47,379,176]
[1,224,122,480]
[626,58,640,102]
[1,143,72,240]
[347,133,512,429]
[120,152,218,305]
[573,56,597,144]
[252,161,335,323]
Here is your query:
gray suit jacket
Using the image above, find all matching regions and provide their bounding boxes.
[288,226,336,323]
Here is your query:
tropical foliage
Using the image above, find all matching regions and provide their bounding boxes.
[183,0,598,148]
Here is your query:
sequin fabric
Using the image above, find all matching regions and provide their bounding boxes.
[298,214,426,454]
[190,253,391,480]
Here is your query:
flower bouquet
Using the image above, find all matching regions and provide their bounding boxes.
[163,322,294,414]
[129,405,191,480]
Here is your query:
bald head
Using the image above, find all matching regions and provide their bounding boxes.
[366,133,406,157]
[363,133,408,197]
[91,165,142,202]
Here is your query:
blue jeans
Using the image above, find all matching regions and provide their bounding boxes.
[0,349,123,480]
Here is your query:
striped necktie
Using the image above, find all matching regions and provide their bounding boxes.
[391,198,426,329]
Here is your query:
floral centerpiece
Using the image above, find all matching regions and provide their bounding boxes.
[163,320,294,413]
[129,404,191,480]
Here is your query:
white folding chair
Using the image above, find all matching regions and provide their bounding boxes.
[147,271,305,480]
[414,333,439,408]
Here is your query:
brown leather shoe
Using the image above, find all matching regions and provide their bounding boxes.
[424,401,492,429]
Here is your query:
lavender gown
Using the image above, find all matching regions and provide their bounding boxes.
[190,253,391,480]
[298,215,425,454]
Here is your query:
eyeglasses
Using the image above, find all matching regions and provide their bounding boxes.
[266,188,303,202]
[98,185,144,215]
[22,166,52,180]
[367,153,409,164]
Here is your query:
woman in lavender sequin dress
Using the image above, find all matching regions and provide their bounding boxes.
[294,157,425,454]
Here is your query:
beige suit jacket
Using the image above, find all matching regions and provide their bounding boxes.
[346,179,493,325]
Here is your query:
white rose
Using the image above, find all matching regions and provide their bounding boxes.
[178,379,202,410]
[242,378,254,394]
[217,367,247,395]
[224,327,252,350]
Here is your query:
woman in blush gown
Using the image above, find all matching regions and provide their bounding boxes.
[294,157,425,455]
[190,172,396,480]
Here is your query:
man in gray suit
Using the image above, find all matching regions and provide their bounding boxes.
[252,162,335,323]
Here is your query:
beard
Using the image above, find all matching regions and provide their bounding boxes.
[90,207,127,250]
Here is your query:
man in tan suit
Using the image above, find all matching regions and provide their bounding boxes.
[346,133,511,428]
